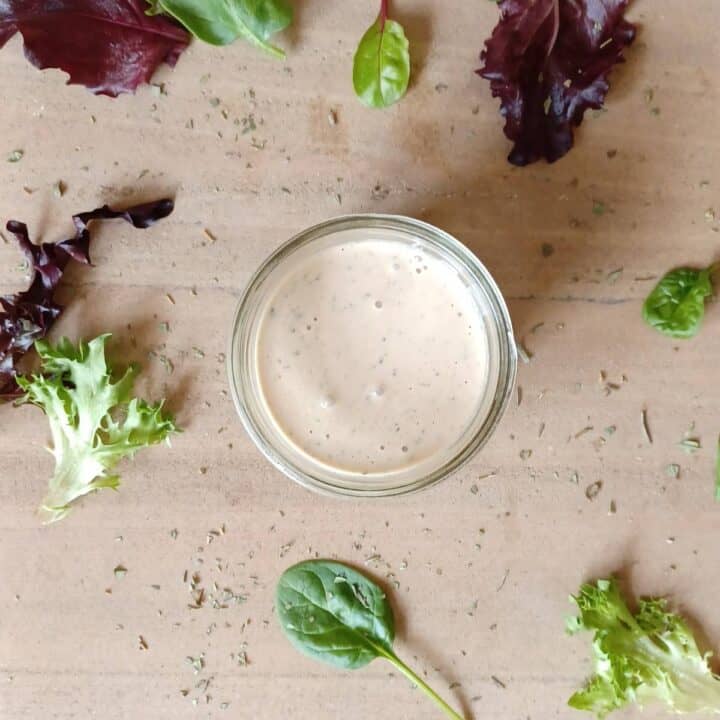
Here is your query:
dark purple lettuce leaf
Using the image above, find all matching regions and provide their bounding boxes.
[0,1,189,96]
[479,0,636,166]
[0,199,174,399]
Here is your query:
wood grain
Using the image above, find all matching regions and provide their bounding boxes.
[1,1,719,718]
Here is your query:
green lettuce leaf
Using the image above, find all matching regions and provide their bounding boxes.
[17,334,177,523]
[568,578,720,717]
[352,2,410,109]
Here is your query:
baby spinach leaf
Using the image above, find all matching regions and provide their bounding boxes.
[642,267,714,339]
[155,0,292,57]
[277,560,394,668]
[277,560,464,719]
[352,0,410,108]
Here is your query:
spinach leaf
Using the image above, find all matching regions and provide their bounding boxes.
[642,267,714,339]
[155,0,292,57]
[352,0,410,108]
[277,560,464,719]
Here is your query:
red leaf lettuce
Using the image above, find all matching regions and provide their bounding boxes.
[479,0,636,166]
[1,199,174,400]
[0,1,190,96]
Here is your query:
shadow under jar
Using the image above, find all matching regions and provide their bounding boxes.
[228,215,516,497]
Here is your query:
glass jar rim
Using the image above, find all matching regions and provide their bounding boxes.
[227,213,517,497]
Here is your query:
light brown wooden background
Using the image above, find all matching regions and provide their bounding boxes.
[1,2,719,718]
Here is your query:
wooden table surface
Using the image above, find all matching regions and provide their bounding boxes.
[1,2,719,718]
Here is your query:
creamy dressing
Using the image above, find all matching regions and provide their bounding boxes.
[255,236,490,475]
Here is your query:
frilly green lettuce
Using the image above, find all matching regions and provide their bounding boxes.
[568,578,720,717]
[17,334,177,523]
